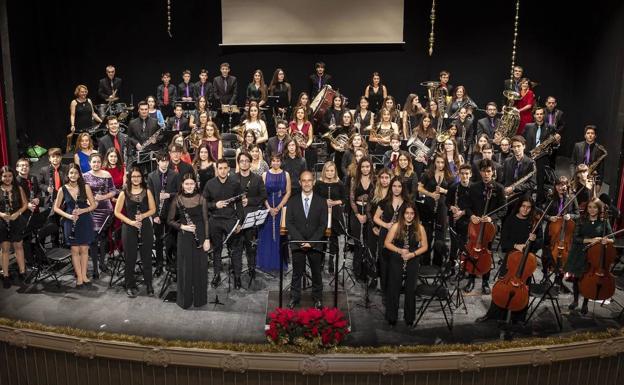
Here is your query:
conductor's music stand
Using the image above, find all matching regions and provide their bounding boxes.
[240,209,269,288]
[209,220,240,307]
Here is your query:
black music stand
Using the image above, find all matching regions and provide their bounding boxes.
[209,220,240,307]
[240,209,269,288]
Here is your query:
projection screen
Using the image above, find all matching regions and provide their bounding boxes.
[221,0,404,45]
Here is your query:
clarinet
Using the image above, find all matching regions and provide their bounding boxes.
[22,180,35,235]
[3,189,12,234]
[179,200,202,248]
[157,172,168,217]
[47,167,55,207]
[402,225,410,279]
[135,200,143,247]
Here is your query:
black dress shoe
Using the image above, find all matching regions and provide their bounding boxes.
[287,300,299,309]
[18,272,26,282]
[126,288,137,298]
[248,268,256,280]
[481,283,491,295]
[368,278,378,290]
[475,315,490,323]
[314,300,323,310]
[154,266,163,277]
[580,301,589,315]
[234,277,242,290]
[146,283,154,296]
[463,280,475,293]
[568,301,578,310]
[211,273,221,288]
[92,273,100,280]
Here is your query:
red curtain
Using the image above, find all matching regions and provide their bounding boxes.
[0,89,8,166]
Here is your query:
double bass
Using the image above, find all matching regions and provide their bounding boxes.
[548,190,581,271]
[462,186,496,276]
[492,203,550,311]
[578,210,623,301]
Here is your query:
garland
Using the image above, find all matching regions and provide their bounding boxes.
[1,317,623,355]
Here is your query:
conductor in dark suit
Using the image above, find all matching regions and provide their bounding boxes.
[286,171,328,309]
[127,101,159,150]
[98,116,134,159]
[308,62,332,99]
[97,65,122,102]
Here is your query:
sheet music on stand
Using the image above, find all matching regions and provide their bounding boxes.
[241,209,269,230]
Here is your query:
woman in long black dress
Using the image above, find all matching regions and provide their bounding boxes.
[0,166,28,288]
[367,168,392,290]
[53,164,97,288]
[383,202,428,326]
[114,166,157,298]
[192,144,216,192]
[167,173,211,309]
[349,157,375,281]
[281,139,307,196]
[315,161,346,274]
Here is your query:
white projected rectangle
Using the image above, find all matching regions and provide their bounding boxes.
[221,0,404,45]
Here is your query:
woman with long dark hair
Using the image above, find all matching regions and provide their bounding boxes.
[268,68,292,119]
[364,72,387,114]
[114,166,157,297]
[0,166,28,288]
[349,157,376,281]
[53,164,97,288]
[281,139,306,196]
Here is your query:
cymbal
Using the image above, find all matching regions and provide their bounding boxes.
[420,81,440,88]
[106,96,119,102]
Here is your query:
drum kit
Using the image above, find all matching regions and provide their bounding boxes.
[95,95,134,122]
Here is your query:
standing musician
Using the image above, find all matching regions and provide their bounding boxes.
[542,176,579,289]
[165,103,190,133]
[417,154,453,267]
[147,152,181,275]
[178,70,195,102]
[373,176,407,299]
[366,168,392,290]
[364,72,387,114]
[167,173,212,309]
[194,69,214,104]
[98,116,132,160]
[213,62,238,107]
[114,166,157,298]
[286,171,328,309]
[314,161,346,274]
[0,166,28,288]
[402,94,426,139]
[202,159,245,289]
[451,108,474,156]
[463,159,506,294]
[383,202,428,326]
[15,158,42,265]
[281,139,307,196]
[236,152,268,280]
[289,106,316,169]
[157,72,177,118]
[572,164,595,212]
[476,197,542,327]
[571,125,605,188]
[70,85,102,135]
[395,151,419,198]
[127,101,159,152]
[38,148,68,247]
[544,96,565,166]
[435,70,453,104]
[370,108,400,154]
[349,158,375,281]
[504,65,524,93]
[308,62,332,99]
[523,107,561,203]
[97,65,122,102]
[341,133,368,180]
[446,164,472,274]
[563,198,613,315]
[52,164,97,288]
[268,68,292,120]
[502,136,536,200]
[471,143,502,183]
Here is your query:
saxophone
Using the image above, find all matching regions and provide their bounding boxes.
[495,90,521,139]
[587,144,607,177]
[529,135,558,160]
[505,163,536,198]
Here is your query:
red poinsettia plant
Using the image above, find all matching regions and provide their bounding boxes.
[266,307,350,347]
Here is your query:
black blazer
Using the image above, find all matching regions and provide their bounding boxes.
[38,164,69,210]
[147,169,181,219]
[476,116,499,140]
[502,155,537,195]
[98,132,133,158]
[570,141,605,180]
[127,117,159,144]
[286,193,328,251]
[309,74,332,99]
[544,109,565,133]
[193,81,214,103]
[169,161,194,177]
[265,136,287,161]
[178,82,196,100]
[16,174,41,206]
[156,84,177,107]
[464,180,506,222]
[165,116,190,133]
[235,172,267,214]
[97,77,122,102]
[212,76,238,106]
[523,122,557,154]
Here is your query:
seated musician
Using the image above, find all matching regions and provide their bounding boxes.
[168,144,193,177]
[320,94,346,138]
[166,103,190,133]
[476,197,542,327]
[97,65,122,103]
[381,134,402,171]
[241,104,269,145]
[476,102,499,143]
[471,143,502,183]
[542,176,579,291]
[502,135,536,200]
[463,159,506,294]
[266,120,290,161]
[178,70,195,102]
[370,108,400,155]
[98,116,133,159]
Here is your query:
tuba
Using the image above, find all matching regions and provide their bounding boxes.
[495,90,521,139]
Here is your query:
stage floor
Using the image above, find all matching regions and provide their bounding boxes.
[1,259,623,346]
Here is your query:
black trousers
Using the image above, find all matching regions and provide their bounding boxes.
[241,227,256,271]
[209,217,243,276]
[385,252,420,324]
[290,249,323,303]
[89,230,108,275]
[176,231,208,309]
[122,222,154,289]
[449,221,468,265]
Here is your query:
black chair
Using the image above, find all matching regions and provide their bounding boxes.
[223,148,237,168]
[34,248,73,288]
[413,264,454,331]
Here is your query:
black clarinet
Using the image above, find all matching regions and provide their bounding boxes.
[157,172,168,217]
[179,200,202,248]
[47,167,55,207]
[3,189,12,234]
[22,179,35,235]
[68,193,80,241]
[136,200,143,247]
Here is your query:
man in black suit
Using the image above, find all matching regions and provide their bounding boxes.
[236,152,267,281]
[37,148,68,247]
[504,65,523,93]
[165,103,190,133]
[265,120,289,161]
[544,96,565,133]
[127,101,159,150]
[147,152,181,274]
[98,116,133,159]
[97,65,122,102]
[157,72,177,118]
[194,69,214,104]
[570,125,606,186]
[16,158,43,264]
[471,143,503,183]
[523,107,561,203]
[286,171,328,309]
[212,62,238,106]
[476,102,500,143]
[168,144,193,176]
[502,135,536,200]
[178,69,195,102]
[308,62,332,99]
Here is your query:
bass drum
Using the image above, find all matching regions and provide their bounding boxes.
[310,85,335,122]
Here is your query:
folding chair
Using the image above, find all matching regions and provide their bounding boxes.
[34,248,73,288]
[414,264,454,331]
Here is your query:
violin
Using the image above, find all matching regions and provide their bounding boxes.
[462,186,496,276]
[578,209,621,301]
[492,203,550,311]
[548,191,580,271]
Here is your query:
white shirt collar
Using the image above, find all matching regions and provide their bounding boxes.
[302,192,313,204]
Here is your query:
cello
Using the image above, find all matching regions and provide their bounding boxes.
[462,185,496,276]
[578,210,623,301]
[548,189,582,271]
[492,203,550,311]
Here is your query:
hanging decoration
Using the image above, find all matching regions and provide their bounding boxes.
[167,0,173,38]
[509,0,520,84]
[428,0,436,56]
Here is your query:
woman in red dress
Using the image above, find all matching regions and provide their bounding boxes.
[514,78,535,135]
[102,147,125,257]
